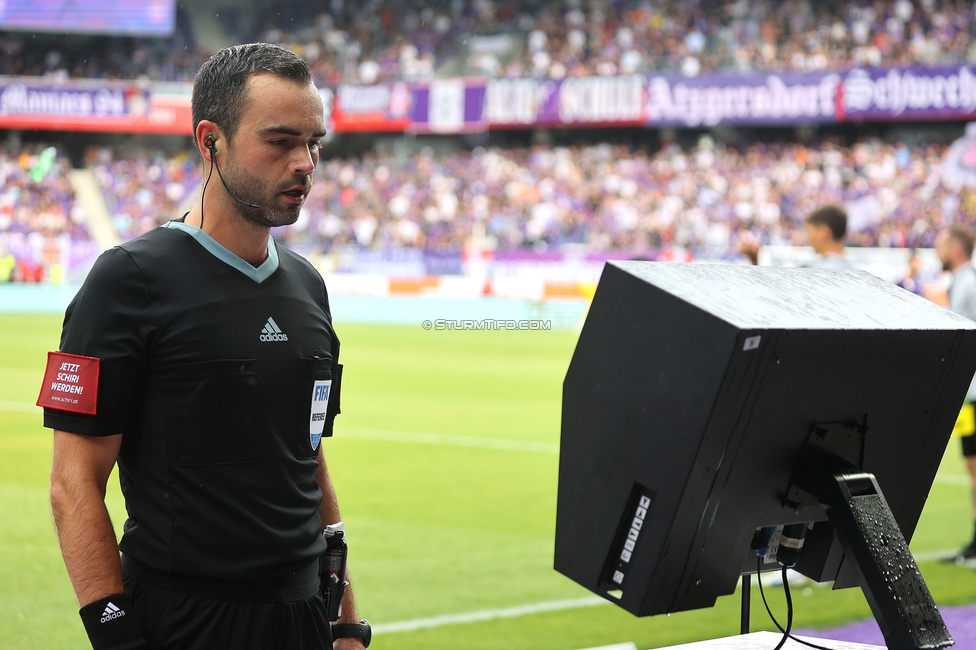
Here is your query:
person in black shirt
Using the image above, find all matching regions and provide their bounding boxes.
[42,43,368,649]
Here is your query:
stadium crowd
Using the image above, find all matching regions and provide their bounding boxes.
[4,133,975,282]
[0,7,200,81]
[463,0,976,80]
[0,144,86,282]
[283,136,972,253]
[87,147,199,240]
[1,0,974,84]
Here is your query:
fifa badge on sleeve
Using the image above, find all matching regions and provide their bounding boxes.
[310,379,332,450]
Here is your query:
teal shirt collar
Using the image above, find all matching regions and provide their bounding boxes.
[163,220,279,283]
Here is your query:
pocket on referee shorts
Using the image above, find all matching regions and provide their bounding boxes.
[173,359,261,465]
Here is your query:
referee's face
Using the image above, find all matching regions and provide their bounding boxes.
[218,73,326,229]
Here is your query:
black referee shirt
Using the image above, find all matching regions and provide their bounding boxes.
[44,221,341,584]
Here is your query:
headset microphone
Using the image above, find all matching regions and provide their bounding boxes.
[206,136,260,209]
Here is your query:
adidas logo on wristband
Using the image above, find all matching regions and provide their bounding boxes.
[100,601,125,623]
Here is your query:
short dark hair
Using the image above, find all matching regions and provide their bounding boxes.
[191,42,312,143]
[946,224,976,259]
[805,204,847,242]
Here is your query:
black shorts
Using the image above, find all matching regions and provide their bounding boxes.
[963,433,976,458]
[123,575,333,650]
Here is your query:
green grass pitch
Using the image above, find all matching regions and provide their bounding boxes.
[2,312,976,649]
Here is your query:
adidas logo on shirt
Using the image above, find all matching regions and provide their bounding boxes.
[100,601,125,623]
[260,317,289,342]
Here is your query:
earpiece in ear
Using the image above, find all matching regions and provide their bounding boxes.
[205,135,217,153]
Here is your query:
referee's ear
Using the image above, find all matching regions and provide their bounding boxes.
[195,121,220,162]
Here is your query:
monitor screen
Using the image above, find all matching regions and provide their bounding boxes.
[555,262,976,621]
[0,0,175,36]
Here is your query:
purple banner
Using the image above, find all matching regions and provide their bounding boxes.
[0,0,175,36]
[410,80,487,133]
[333,247,424,276]
[330,247,463,275]
[645,71,841,127]
[486,249,692,283]
[486,76,647,126]
[424,250,464,275]
[373,66,976,131]
[0,79,150,118]
[841,65,976,121]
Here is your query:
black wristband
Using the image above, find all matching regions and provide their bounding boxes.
[332,619,371,648]
[79,594,148,650]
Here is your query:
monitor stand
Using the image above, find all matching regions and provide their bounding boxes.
[786,423,952,650]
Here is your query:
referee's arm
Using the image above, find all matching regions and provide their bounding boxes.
[50,430,125,607]
[315,447,366,648]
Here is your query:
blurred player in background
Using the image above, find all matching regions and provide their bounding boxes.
[936,224,976,566]
[740,204,856,269]
[799,204,857,270]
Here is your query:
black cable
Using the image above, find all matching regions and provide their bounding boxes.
[756,560,790,650]
[199,155,215,231]
[755,557,835,650]
[780,566,794,648]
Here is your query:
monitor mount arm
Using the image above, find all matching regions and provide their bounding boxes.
[787,423,951,650]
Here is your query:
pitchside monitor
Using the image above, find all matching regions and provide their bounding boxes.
[555,261,976,618]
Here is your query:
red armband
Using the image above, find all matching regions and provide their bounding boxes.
[37,352,100,415]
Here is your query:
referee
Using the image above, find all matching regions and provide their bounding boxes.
[42,44,368,649]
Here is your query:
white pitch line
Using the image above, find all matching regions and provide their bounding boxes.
[0,403,559,453]
[913,548,959,563]
[7,397,976,468]
[0,400,39,414]
[5,402,975,473]
[373,546,960,637]
[372,596,608,635]
[338,427,560,454]
[933,473,970,486]
[0,399,964,630]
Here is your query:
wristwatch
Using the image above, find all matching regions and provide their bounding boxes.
[332,619,371,647]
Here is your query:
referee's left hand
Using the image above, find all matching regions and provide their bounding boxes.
[334,639,366,650]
